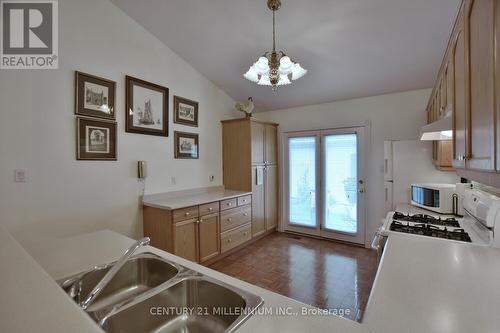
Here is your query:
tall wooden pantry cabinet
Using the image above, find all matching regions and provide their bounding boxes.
[221,118,279,238]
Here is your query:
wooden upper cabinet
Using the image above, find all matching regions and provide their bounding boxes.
[466,0,495,171]
[440,72,447,116]
[446,57,455,114]
[222,120,252,191]
[436,140,454,171]
[251,122,265,164]
[265,165,278,230]
[452,12,467,169]
[251,166,266,237]
[264,124,278,165]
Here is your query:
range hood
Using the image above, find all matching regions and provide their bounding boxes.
[420,110,452,141]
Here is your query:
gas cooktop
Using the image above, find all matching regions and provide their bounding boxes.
[389,221,472,243]
[393,212,460,227]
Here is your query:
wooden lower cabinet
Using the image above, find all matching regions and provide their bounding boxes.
[143,193,262,264]
[220,205,251,232]
[221,223,252,253]
[174,219,198,262]
[198,213,220,263]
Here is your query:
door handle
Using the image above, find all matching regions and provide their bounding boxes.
[358,180,365,193]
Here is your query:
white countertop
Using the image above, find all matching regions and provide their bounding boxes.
[4,226,367,333]
[363,232,500,333]
[143,189,252,210]
[0,226,104,333]
[7,222,500,333]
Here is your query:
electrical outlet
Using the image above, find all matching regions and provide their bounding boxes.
[209,175,215,182]
[171,176,176,185]
[14,169,26,183]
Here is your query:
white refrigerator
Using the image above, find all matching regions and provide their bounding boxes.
[383,140,460,214]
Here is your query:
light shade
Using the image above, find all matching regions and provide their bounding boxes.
[244,67,259,82]
[291,63,307,80]
[279,56,293,75]
[255,57,270,74]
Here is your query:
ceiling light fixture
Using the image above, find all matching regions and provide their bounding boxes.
[244,0,307,91]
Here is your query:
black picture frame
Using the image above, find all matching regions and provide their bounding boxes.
[174,95,198,127]
[125,75,169,136]
[75,71,116,120]
[76,117,117,161]
[174,131,199,159]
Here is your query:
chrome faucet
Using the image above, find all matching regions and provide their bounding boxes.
[79,237,151,310]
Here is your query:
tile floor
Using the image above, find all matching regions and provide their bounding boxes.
[209,232,378,322]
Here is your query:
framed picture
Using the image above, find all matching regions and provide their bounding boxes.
[174,131,199,159]
[174,96,198,127]
[77,117,117,160]
[126,76,169,136]
[75,71,116,120]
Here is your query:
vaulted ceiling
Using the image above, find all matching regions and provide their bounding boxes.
[111,0,461,111]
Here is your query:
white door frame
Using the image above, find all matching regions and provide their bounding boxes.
[283,131,322,236]
[283,126,367,245]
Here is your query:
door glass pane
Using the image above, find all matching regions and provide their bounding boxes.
[324,134,357,233]
[288,137,316,227]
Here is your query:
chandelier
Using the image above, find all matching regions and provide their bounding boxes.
[244,0,307,91]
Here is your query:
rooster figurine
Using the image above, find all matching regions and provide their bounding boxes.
[235,97,254,118]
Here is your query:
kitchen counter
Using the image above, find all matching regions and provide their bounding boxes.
[142,187,252,210]
[363,232,500,333]
[3,226,367,333]
[0,226,104,333]
[7,223,500,333]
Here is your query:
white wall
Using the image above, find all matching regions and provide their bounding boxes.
[0,0,238,244]
[255,89,434,246]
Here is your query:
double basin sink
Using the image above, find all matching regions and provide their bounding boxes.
[58,252,263,333]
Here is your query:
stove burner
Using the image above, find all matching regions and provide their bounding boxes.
[393,212,460,228]
[389,221,472,242]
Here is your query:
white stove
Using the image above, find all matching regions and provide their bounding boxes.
[372,187,500,258]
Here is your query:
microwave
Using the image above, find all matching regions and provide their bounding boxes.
[410,183,456,214]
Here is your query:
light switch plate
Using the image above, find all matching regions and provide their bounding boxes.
[14,169,26,183]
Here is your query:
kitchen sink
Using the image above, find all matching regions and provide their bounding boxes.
[59,252,263,332]
[100,276,261,333]
[59,253,180,312]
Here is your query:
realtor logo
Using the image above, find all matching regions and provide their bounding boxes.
[1,0,58,69]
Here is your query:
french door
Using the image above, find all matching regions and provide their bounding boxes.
[284,127,366,244]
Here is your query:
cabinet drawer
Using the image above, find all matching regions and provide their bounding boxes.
[237,195,252,206]
[221,205,252,232]
[220,198,237,211]
[173,206,199,223]
[221,223,252,253]
[199,202,219,216]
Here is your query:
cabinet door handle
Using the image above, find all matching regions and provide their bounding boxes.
[244,232,248,236]
[227,202,232,207]
[185,212,191,217]
[208,207,213,211]
[243,213,248,217]
[227,239,232,243]
[227,218,232,222]
[199,219,202,223]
